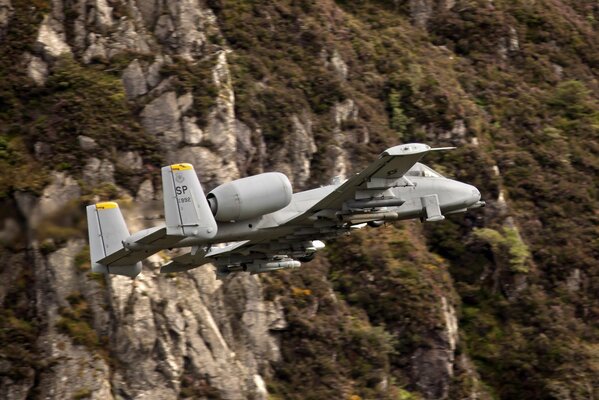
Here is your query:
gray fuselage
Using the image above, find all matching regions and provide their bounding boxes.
[169,164,481,248]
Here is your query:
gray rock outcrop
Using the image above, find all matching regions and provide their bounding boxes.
[0,0,12,35]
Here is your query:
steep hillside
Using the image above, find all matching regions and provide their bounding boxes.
[0,0,597,399]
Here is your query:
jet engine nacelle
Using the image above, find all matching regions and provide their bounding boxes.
[207,172,293,222]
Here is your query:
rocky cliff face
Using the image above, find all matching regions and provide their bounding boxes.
[2,1,292,398]
[1,0,598,399]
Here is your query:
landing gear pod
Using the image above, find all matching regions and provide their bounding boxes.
[244,260,301,274]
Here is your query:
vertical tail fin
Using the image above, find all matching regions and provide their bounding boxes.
[161,163,218,238]
[86,202,142,278]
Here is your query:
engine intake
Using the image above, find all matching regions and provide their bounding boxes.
[207,172,292,221]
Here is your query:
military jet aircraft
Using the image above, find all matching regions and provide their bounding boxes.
[87,143,484,278]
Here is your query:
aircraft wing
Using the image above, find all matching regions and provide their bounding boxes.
[287,143,452,224]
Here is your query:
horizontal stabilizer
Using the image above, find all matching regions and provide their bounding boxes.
[134,227,168,245]
[99,226,185,267]
[96,247,151,267]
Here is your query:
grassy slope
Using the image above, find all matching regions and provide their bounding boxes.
[212,0,599,398]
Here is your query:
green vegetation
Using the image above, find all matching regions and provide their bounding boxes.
[0,0,50,198]
[28,55,161,172]
[75,246,91,272]
[264,270,398,399]
[211,1,354,150]
[387,89,411,139]
[56,292,101,350]
[398,388,423,400]
[0,309,38,379]
[36,199,87,246]
[160,56,219,126]
[262,223,457,398]
[474,226,530,273]
[327,225,457,390]
[0,0,161,198]
[0,248,41,380]
[72,388,92,400]
[0,135,48,197]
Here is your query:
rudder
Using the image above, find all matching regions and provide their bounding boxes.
[161,163,218,238]
[86,202,142,278]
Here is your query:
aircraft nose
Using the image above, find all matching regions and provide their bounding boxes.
[472,187,481,203]
[459,184,481,208]
[436,180,483,211]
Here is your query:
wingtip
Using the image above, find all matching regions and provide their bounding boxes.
[382,143,431,156]
[430,146,457,151]
[382,144,457,156]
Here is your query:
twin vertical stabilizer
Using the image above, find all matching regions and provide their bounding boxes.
[161,163,218,238]
[86,163,217,278]
[86,202,142,278]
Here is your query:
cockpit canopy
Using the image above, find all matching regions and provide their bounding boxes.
[405,162,445,178]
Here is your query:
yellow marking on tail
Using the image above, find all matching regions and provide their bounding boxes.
[171,163,193,171]
[96,202,118,210]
